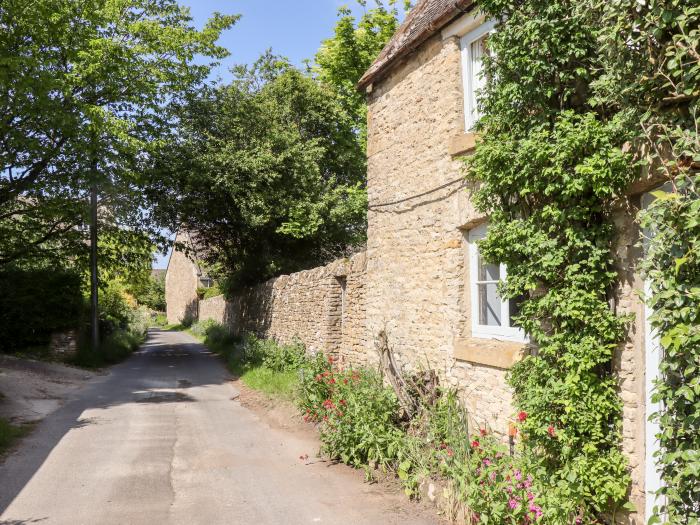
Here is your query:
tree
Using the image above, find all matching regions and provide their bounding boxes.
[313,1,409,146]
[150,54,367,289]
[0,0,237,267]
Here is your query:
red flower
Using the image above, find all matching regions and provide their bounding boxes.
[471,440,480,448]
[547,425,556,437]
[480,428,488,436]
[339,399,347,406]
[517,411,528,422]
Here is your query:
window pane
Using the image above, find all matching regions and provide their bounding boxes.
[470,35,487,122]
[478,283,501,326]
[478,255,500,281]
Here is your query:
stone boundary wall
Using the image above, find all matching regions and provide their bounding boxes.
[198,252,368,363]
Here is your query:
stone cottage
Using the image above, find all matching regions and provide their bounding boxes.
[165,231,213,324]
[167,0,669,520]
[356,0,664,521]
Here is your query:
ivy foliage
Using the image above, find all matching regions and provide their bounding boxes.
[641,179,700,523]
[595,1,700,521]
[467,0,637,521]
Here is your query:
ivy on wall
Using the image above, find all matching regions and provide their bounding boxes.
[467,0,699,521]
[465,0,636,521]
[596,1,700,522]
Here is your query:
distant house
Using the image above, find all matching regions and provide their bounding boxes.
[165,232,212,324]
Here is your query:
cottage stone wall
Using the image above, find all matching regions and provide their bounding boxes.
[198,252,367,361]
[365,33,516,434]
[165,232,199,325]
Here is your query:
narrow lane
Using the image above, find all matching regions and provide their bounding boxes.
[0,329,438,525]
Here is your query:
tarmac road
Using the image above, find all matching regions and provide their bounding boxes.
[0,329,438,525]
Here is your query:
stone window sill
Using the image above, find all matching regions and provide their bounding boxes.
[453,337,527,369]
[448,132,478,157]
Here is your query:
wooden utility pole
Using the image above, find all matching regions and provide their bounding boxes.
[90,163,99,353]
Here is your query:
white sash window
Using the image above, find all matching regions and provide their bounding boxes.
[468,223,526,342]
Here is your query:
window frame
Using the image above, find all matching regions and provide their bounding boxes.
[468,223,526,342]
[460,20,496,131]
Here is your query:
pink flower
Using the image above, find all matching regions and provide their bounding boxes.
[517,411,528,422]
[509,499,518,510]
[529,503,543,519]
[547,425,556,437]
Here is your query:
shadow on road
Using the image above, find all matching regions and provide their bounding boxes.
[0,328,231,516]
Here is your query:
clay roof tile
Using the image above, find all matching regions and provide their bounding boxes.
[357,0,475,90]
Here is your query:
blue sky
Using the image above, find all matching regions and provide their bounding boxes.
[154,0,368,268]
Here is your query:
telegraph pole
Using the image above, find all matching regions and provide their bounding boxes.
[90,158,99,353]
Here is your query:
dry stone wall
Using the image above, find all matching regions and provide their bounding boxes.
[198,252,368,361]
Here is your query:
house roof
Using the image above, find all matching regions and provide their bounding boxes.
[357,0,475,90]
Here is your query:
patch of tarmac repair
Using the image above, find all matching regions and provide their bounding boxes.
[133,391,194,404]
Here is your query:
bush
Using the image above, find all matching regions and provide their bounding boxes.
[73,298,149,367]
[0,266,83,352]
[301,363,406,469]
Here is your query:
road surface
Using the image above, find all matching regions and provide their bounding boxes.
[0,329,438,525]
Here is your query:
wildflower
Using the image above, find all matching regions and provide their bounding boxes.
[339,399,347,406]
[328,378,336,384]
[509,499,518,510]
[315,374,322,382]
[483,458,491,466]
[446,448,454,457]
[343,379,348,384]
[529,503,543,519]
[514,469,522,481]
[547,425,556,437]
[527,491,535,501]
[328,356,334,364]
[471,439,480,448]
[517,411,527,422]
[480,428,488,436]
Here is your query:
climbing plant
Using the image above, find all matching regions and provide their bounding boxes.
[466,0,637,521]
[595,1,700,522]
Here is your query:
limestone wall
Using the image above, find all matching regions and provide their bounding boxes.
[198,252,367,361]
[365,32,516,434]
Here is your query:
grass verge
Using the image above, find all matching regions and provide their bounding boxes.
[184,320,300,400]
[0,418,32,456]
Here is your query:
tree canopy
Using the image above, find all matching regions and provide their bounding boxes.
[0,0,236,270]
[313,0,409,146]
[151,55,367,289]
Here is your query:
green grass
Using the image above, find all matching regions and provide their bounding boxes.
[230,360,298,400]
[70,329,144,368]
[0,418,31,456]
[181,321,300,400]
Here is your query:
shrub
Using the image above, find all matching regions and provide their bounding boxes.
[0,266,83,352]
[302,364,406,469]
